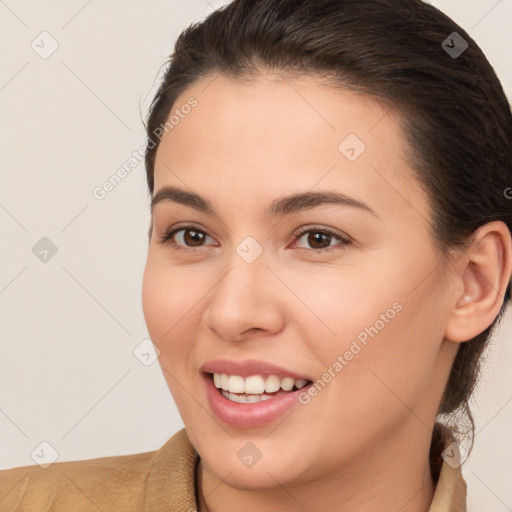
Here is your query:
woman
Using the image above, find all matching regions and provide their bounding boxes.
[1,0,510,510]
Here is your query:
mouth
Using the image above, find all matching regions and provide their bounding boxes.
[209,372,311,403]
[200,359,314,427]
[200,366,314,428]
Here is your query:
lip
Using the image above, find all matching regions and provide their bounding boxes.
[201,372,312,429]
[200,358,311,380]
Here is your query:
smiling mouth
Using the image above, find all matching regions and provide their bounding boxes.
[209,372,312,403]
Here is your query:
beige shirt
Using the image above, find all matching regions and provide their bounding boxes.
[0,428,467,511]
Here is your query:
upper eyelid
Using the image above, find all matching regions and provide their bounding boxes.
[294,225,349,240]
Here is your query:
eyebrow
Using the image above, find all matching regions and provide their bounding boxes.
[151,185,378,218]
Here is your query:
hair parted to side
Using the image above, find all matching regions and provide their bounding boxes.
[144,0,512,482]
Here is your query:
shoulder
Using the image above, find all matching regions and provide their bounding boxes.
[0,429,199,512]
[0,448,157,512]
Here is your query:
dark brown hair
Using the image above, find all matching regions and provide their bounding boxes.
[144,0,512,482]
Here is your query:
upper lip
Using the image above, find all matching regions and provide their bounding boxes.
[200,359,311,381]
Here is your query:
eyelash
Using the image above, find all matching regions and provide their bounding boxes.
[158,224,351,253]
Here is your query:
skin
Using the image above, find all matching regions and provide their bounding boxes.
[142,72,512,512]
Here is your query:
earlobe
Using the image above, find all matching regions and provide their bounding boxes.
[445,221,512,343]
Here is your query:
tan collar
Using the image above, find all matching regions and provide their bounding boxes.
[147,428,467,511]
[145,429,199,511]
[429,454,467,511]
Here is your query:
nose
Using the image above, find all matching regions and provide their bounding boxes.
[203,248,286,342]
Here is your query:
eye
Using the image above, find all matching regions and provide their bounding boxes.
[291,225,350,252]
[159,225,216,249]
[158,224,350,252]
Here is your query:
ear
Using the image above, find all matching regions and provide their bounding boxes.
[444,221,512,343]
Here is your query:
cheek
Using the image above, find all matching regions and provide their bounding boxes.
[303,267,445,413]
[327,292,444,424]
[142,259,204,420]
[289,268,394,361]
[141,258,199,363]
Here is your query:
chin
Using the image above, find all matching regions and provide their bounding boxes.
[207,455,307,491]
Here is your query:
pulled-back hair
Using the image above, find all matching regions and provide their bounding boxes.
[144,0,512,482]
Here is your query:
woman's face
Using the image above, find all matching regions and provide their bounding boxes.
[142,73,460,488]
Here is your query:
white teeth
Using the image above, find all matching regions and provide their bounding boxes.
[222,389,275,403]
[280,377,295,391]
[227,392,247,403]
[228,375,245,393]
[213,372,310,398]
[264,375,281,393]
[295,379,308,389]
[245,375,265,394]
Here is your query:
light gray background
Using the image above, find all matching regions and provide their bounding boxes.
[0,1,511,510]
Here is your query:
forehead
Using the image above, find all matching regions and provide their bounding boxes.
[158,72,392,155]
[152,72,430,226]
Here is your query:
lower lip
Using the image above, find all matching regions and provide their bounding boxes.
[202,373,309,429]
